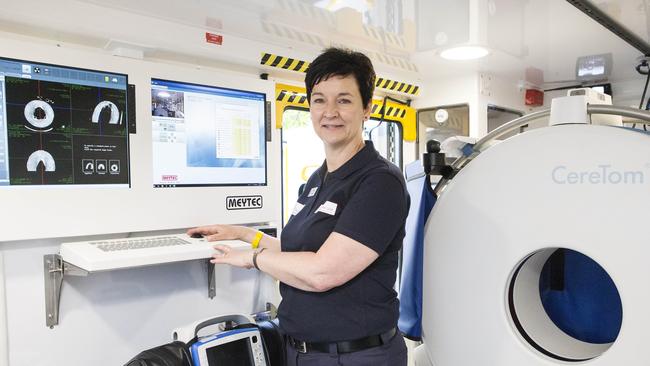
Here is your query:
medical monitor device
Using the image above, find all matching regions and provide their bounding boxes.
[191,328,268,366]
[151,79,267,187]
[575,53,612,82]
[0,57,129,187]
[550,88,621,127]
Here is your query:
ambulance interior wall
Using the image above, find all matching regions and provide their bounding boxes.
[0,33,282,366]
[412,73,480,156]
[412,72,530,155]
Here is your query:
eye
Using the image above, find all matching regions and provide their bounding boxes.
[311,97,324,104]
[337,98,351,104]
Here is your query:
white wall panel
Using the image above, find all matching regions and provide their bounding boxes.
[0,34,281,241]
[2,238,279,366]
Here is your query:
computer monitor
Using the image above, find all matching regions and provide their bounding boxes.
[151,79,267,187]
[0,57,130,187]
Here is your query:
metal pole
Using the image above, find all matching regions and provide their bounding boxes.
[588,104,650,121]
[433,109,552,195]
[566,0,650,56]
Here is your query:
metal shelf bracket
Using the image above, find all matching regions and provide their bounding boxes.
[44,255,217,327]
[43,254,89,328]
[207,260,216,299]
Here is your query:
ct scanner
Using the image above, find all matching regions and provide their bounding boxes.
[414,95,650,365]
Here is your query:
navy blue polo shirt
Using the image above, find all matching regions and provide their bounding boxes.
[279,141,409,342]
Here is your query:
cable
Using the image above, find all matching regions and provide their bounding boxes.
[639,71,650,110]
[543,84,583,93]
[632,57,650,129]
[368,96,388,140]
[367,95,410,140]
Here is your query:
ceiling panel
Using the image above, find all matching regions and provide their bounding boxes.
[0,0,646,86]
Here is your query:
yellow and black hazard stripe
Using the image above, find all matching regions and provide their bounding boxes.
[261,53,419,96]
[274,84,309,128]
[261,53,310,73]
[276,89,308,107]
[369,99,416,141]
[375,77,419,96]
[370,103,408,120]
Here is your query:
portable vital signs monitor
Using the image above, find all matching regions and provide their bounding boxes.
[190,327,268,366]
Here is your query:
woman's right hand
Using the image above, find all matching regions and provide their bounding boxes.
[187,224,247,242]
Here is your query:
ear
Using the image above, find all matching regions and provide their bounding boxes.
[363,102,372,121]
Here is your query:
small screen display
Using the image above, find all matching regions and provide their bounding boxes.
[151,79,267,187]
[206,337,254,366]
[578,58,606,77]
[0,57,130,187]
[576,54,611,80]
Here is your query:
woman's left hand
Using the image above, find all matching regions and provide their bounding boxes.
[210,244,254,269]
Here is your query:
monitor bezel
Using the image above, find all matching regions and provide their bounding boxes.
[150,77,268,188]
[0,55,131,187]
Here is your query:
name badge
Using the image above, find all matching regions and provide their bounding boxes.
[315,201,337,216]
[308,187,318,197]
[292,202,305,216]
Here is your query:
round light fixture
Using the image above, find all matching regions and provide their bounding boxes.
[440,46,489,60]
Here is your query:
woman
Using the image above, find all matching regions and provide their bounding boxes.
[188,47,409,366]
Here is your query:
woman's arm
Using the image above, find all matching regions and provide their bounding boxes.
[187,224,281,251]
[211,232,378,292]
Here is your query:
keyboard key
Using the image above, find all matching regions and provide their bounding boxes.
[91,236,191,252]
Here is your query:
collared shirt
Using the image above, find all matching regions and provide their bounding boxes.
[279,141,409,342]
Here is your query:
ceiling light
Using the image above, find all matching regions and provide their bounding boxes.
[314,0,370,13]
[440,46,489,61]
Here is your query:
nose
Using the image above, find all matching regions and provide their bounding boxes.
[323,101,339,118]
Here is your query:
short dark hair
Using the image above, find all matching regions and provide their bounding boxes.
[305,47,376,107]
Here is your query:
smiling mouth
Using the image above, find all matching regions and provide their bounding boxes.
[322,124,343,129]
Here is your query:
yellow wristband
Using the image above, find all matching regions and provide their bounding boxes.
[251,231,264,249]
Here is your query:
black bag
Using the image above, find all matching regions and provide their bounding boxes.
[124,341,192,366]
[256,319,286,366]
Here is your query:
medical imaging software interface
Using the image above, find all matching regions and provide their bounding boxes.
[151,79,267,187]
[0,57,129,186]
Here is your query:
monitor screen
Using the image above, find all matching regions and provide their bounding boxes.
[151,79,267,187]
[577,58,605,77]
[576,53,612,81]
[205,337,255,366]
[0,57,129,187]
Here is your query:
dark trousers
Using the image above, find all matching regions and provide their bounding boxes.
[285,332,407,366]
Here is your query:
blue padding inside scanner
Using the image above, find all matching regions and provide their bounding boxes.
[539,249,622,344]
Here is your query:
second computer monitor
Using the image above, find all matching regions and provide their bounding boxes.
[151,79,267,187]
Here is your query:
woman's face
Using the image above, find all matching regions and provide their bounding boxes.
[309,74,370,150]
